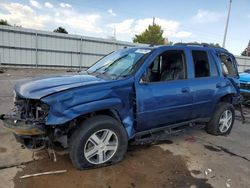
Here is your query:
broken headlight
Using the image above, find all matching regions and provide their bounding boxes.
[35,103,49,121]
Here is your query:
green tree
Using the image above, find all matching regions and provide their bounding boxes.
[133,24,165,45]
[0,19,11,26]
[53,27,68,34]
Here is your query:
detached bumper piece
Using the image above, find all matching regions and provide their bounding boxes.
[0,114,47,151]
[232,95,246,123]
[0,114,45,135]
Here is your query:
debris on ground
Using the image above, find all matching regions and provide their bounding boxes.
[66,69,78,72]
[19,170,67,179]
[0,68,5,73]
[226,179,231,188]
[185,136,196,143]
[204,168,213,177]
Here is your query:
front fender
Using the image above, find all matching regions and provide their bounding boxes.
[41,78,136,138]
[43,97,123,125]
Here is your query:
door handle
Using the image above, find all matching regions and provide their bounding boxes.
[181,87,190,93]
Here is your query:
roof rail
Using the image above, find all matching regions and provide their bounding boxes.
[174,42,210,47]
[174,42,228,52]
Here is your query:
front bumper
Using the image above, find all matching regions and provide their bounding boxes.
[0,114,45,136]
[0,114,48,150]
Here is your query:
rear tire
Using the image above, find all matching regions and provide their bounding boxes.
[69,115,128,170]
[206,102,235,135]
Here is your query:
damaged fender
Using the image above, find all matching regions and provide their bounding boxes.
[41,80,136,138]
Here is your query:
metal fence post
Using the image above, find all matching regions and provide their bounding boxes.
[71,51,73,71]
[35,32,38,68]
[79,37,83,71]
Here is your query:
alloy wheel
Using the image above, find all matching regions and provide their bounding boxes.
[84,129,118,164]
[218,110,233,133]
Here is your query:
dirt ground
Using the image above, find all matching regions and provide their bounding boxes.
[14,146,212,188]
[0,68,250,188]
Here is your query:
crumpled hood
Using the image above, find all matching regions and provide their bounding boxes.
[239,73,250,82]
[15,73,107,99]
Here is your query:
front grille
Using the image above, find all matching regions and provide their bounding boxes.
[240,83,250,90]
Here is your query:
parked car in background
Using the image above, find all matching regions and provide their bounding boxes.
[0,43,242,169]
[239,70,250,105]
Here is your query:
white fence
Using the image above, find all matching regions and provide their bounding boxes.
[0,25,250,71]
[0,25,139,69]
[235,55,250,73]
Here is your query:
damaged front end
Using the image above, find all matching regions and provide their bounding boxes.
[0,92,50,151]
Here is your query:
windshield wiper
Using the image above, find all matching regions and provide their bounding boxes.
[90,63,111,74]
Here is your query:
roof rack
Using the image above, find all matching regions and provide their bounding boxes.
[174,42,228,52]
[174,42,210,47]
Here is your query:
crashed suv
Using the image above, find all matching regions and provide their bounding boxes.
[0,44,242,169]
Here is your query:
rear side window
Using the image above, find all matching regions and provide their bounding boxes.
[219,53,238,77]
[192,51,210,78]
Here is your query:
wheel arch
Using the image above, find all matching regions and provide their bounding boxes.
[75,108,123,124]
[210,93,236,116]
[218,93,235,104]
[66,107,135,140]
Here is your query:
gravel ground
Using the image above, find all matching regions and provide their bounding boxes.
[0,68,249,188]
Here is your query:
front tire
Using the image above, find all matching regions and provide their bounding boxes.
[206,102,235,135]
[69,115,128,170]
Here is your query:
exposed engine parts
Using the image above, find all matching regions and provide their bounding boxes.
[13,95,49,123]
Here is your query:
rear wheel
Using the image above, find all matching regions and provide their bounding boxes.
[206,102,235,135]
[69,115,128,169]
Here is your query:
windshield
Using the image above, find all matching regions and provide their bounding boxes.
[87,48,151,79]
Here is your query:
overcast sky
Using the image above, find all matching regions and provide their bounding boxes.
[0,0,249,55]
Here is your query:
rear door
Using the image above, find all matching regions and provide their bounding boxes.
[188,48,224,119]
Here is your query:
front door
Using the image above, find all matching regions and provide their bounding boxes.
[135,50,193,131]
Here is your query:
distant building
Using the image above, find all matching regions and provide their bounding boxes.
[242,40,250,56]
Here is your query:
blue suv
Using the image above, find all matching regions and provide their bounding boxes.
[0,44,241,169]
[239,70,250,105]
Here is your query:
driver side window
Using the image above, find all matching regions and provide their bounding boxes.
[145,50,186,83]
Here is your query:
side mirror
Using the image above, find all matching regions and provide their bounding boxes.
[140,71,148,84]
